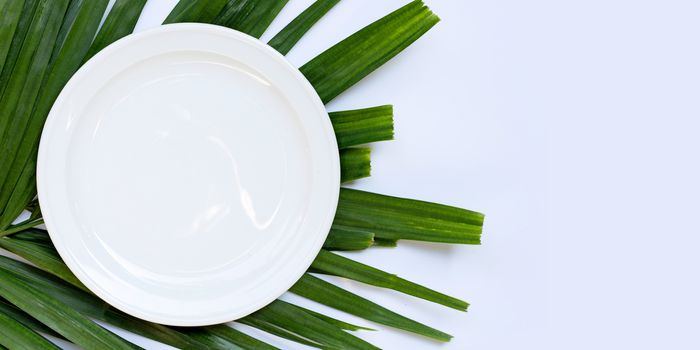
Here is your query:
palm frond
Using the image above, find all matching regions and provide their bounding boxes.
[0,1,484,348]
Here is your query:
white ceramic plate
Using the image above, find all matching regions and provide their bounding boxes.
[37,24,339,326]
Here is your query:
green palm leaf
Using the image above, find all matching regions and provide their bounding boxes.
[0,216,42,237]
[301,308,374,332]
[240,316,324,348]
[214,0,288,38]
[301,0,439,103]
[0,0,109,231]
[203,325,280,350]
[0,0,39,98]
[291,273,452,342]
[83,0,147,61]
[323,225,375,251]
[0,307,60,350]
[269,0,341,55]
[242,299,379,350]
[312,249,469,310]
[334,188,484,244]
[0,264,140,349]
[0,0,24,76]
[163,0,228,24]
[330,105,394,149]
[340,147,371,183]
[0,0,70,229]
[0,298,64,340]
[0,255,220,348]
[0,235,87,292]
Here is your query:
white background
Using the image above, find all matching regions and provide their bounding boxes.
[53,0,700,349]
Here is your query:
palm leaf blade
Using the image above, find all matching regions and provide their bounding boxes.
[334,188,484,244]
[0,254,215,349]
[0,0,25,77]
[0,241,276,349]
[323,225,375,251]
[0,235,87,292]
[0,298,64,340]
[239,317,324,349]
[206,325,280,350]
[0,0,70,228]
[290,273,452,342]
[0,264,140,349]
[340,147,371,183]
[301,307,374,331]
[312,249,469,310]
[330,105,394,149]
[163,0,228,24]
[84,0,147,61]
[268,0,341,55]
[0,0,109,230]
[300,0,439,103]
[214,0,288,38]
[0,307,60,350]
[0,0,40,98]
[243,299,379,350]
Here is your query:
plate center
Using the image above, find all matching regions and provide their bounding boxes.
[67,51,311,276]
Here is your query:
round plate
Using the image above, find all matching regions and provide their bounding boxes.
[37,24,339,326]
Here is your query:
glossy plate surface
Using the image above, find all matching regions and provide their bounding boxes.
[37,24,339,326]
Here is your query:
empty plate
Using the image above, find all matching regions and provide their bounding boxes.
[37,24,339,326]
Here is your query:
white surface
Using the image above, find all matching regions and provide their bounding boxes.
[50,0,700,349]
[38,24,339,326]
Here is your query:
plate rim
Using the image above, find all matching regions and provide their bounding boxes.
[36,23,340,326]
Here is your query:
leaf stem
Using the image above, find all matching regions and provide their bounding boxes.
[0,218,44,238]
